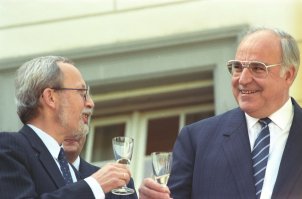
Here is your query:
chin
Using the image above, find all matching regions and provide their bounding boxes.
[238,103,256,114]
[75,124,89,137]
[82,125,89,135]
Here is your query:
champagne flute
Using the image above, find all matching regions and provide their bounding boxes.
[111,136,135,195]
[151,152,172,186]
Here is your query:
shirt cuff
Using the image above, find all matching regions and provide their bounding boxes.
[84,176,105,199]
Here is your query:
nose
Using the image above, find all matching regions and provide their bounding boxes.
[238,68,253,85]
[85,95,95,109]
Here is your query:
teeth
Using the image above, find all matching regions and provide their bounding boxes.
[240,90,257,94]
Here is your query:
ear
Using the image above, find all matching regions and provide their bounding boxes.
[40,88,57,109]
[284,66,296,86]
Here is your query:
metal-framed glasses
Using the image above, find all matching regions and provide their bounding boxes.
[227,60,281,78]
[52,86,90,101]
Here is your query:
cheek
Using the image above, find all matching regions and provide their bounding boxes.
[231,78,239,92]
[231,76,238,86]
[69,106,82,117]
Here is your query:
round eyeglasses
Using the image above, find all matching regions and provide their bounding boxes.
[227,60,281,78]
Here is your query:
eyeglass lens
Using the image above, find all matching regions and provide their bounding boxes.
[228,61,268,78]
[84,87,90,101]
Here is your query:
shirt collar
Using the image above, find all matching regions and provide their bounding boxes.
[72,156,81,171]
[269,98,293,130]
[27,124,62,159]
[245,98,293,130]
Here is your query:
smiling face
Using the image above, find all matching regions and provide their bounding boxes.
[232,30,295,118]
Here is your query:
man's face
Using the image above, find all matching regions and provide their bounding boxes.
[56,62,94,138]
[232,30,295,118]
[58,97,92,138]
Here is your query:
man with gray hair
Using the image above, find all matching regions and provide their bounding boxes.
[0,56,137,198]
[139,27,302,199]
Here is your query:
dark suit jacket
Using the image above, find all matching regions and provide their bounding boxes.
[0,125,134,199]
[168,98,302,199]
[78,158,138,199]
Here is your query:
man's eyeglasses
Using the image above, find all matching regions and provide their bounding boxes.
[227,60,281,78]
[52,86,90,101]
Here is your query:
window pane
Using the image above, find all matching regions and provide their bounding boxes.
[91,123,125,162]
[146,116,179,155]
[185,111,214,125]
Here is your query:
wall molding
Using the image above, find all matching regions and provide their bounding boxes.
[0,24,248,72]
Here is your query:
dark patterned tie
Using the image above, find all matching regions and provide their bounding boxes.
[252,118,271,199]
[58,147,73,184]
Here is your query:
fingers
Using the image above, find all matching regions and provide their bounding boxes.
[112,162,132,179]
[121,171,129,182]
[91,163,132,193]
[106,162,131,183]
[139,178,171,199]
[144,178,170,193]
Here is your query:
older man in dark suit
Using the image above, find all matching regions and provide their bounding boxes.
[139,27,302,199]
[0,56,133,199]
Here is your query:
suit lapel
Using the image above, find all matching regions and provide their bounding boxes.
[79,158,99,178]
[20,125,66,187]
[272,100,302,198]
[222,109,256,199]
[71,164,82,181]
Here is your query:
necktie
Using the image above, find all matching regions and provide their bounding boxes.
[252,118,271,199]
[58,147,73,184]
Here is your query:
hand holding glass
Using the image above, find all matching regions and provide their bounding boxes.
[151,152,172,186]
[111,136,135,195]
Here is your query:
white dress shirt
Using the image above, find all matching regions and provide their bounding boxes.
[27,124,105,199]
[72,156,81,171]
[246,98,294,199]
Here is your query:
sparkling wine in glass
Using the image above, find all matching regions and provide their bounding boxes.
[151,152,172,186]
[111,136,135,195]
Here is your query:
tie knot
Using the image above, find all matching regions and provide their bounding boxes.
[58,148,66,161]
[258,117,271,127]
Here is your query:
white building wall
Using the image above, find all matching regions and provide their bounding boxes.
[0,0,301,129]
[1,0,301,63]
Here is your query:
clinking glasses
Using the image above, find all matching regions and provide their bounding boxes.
[227,60,281,78]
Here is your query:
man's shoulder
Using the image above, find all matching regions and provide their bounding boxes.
[0,126,41,158]
[0,130,26,146]
[79,158,99,177]
[178,107,244,143]
[80,158,99,167]
[187,107,243,128]
[292,97,302,112]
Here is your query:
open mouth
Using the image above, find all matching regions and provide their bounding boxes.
[82,113,90,124]
[83,113,89,119]
[82,108,93,124]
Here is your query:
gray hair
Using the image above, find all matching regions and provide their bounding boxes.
[240,27,300,77]
[15,56,73,124]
